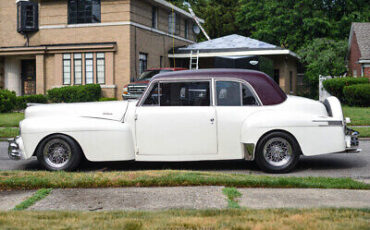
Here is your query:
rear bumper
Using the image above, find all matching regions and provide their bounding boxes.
[344,128,361,153]
[8,136,25,160]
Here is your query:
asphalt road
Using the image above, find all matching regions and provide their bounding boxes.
[0,141,369,180]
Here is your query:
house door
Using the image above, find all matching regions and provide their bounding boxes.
[21,60,36,95]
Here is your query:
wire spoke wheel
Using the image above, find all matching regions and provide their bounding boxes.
[262,137,293,167]
[43,138,72,169]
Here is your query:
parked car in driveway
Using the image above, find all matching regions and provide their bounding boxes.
[122,68,187,100]
[8,69,360,172]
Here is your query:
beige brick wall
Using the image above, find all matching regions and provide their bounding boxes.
[0,0,195,98]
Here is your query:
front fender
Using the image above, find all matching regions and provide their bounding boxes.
[21,117,135,161]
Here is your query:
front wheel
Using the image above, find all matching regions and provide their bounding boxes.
[255,132,300,173]
[37,134,82,171]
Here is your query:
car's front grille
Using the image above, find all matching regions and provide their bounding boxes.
[128,84,147,95]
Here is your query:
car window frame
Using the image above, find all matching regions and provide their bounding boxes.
[138,78,213,107]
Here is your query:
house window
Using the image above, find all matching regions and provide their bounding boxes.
[96,53,105,84]
[168,12,179,35]
[63,54,71,85]
[152,6,158,29]
[160,56,163,68]
[353,70,357,77]
[184,20,189,39]
[68,0,101,24]
[139,53,148,75]
[85,53,94,84]
[74,53,82,85]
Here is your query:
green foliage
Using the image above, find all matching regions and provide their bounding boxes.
[323,77,368,102]
[47,84,101,103]
[236,0,370,51]
[99,97,118,102]
[298,39,348,98]
[222,187,242,208]
[13,188,52,211]
[15,94,48,110]
[343,84,370,107]
[0,90,16,113]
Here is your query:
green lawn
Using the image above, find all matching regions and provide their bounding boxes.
[0,113,24,127]
[343,106,370,126]
[0,127,19,138]
[0,170,368,190]
[0,209,369,230]
[350,126,370,138]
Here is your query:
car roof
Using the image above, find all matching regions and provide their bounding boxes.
[146,67,187,71]
[151,69,287,105]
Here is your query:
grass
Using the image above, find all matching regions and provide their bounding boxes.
[0,170,369,191]
[343,106,370,126]
[222,187,242,208]
[350,126,370,138]
[0,113,24,127]
[0,127,19,138]
[13,188,52,211]
[1,208,369,229]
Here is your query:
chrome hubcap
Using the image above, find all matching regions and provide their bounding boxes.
[263,137,293,167]
[43,139,71,168]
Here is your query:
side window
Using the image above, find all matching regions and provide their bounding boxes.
[143,83,159,106]
[242,84,258,106]
[216,81,241,106]
[160,82,210,106]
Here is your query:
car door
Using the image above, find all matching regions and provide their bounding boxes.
[135,80,217,157]
[214,80,261,159]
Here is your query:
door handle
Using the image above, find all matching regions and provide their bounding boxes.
[210,118,215,124]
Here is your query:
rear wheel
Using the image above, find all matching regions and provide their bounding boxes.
[255,132,300,173]
[37,134,82,171]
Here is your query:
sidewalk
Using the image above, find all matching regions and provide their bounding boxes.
[1,187,369,211]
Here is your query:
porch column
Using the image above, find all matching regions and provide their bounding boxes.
[36,54,45,94]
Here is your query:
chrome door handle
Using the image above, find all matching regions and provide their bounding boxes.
[210,118,215,124]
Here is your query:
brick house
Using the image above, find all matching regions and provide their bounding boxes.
[0,0,199,98]
[347,22,370,78]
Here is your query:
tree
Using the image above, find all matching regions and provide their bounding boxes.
[298,38,347,97]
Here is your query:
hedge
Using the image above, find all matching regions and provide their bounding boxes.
[0,89,16,113]
[47,84,101,103]
[15,94,48,110]
[323,77,368,102]
[343,84,370,107]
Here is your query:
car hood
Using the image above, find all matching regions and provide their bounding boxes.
[25,101,130,121]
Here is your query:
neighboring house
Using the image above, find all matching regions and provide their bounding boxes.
[347,22,370,78]
[0,0,199,98]
[170,34,300,94]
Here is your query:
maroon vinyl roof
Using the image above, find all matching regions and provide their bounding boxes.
[152,69,287,105]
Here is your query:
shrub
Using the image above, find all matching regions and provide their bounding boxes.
[343,84,370,107]
[0,89,16,113]
[99,97,118,102]
[47,84,101,103]
[323,77,368,101]
[15,94,48,110]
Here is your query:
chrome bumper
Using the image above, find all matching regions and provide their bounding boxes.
[8,136,23,160]
[344,128,361,153]
[122,94,142,100]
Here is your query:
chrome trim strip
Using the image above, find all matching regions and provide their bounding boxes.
[312,120,343,126]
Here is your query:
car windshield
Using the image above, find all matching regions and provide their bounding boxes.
[138,70,172,80]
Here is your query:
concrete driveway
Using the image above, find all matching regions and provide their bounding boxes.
[0,141,369,180]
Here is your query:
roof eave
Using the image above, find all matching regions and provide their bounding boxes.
[169,49,300,59]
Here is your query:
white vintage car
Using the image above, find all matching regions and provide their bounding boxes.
[8,69,360,173]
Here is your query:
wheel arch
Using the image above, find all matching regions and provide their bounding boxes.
[255,129,303,156]
[33,133,85,158]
